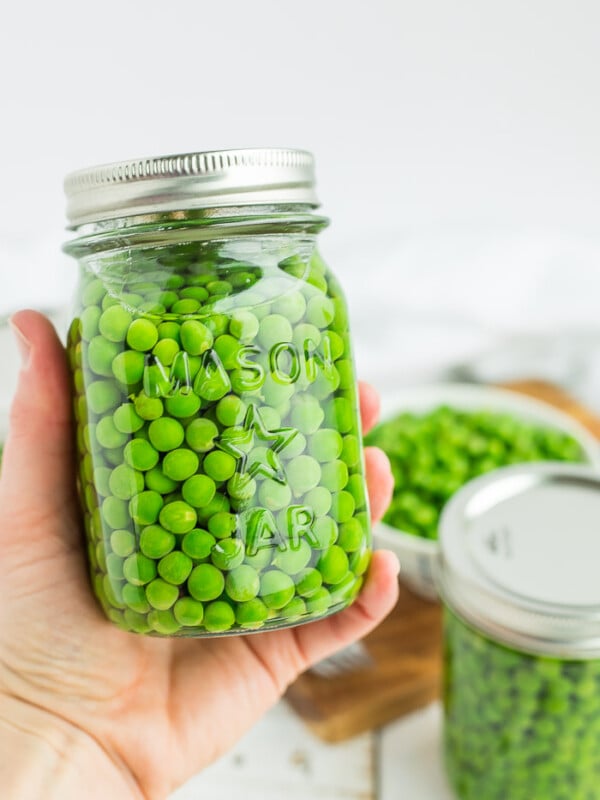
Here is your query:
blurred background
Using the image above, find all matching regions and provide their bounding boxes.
[2,0,600,411]
[2,3,600,797]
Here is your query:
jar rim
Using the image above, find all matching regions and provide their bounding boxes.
[437,463,600,659]
[64,148,319,228]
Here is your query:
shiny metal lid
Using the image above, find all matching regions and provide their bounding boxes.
[64,148,318,227]
[438,463,600,658]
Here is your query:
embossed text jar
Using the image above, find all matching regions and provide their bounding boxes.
[64,149,371,637]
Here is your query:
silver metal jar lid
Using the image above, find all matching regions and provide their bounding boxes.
[437,463,600,659]
[64,148,318,227]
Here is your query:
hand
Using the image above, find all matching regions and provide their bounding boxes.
[0,310,398,800]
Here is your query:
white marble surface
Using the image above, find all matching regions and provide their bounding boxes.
[170,700,453,800]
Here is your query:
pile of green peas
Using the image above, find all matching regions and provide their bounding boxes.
[365,406,583,539]
[444,609,600,800]
[68,240,370,636]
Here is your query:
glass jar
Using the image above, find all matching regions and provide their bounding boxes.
[63,149,371,637]
[437,463,600,800]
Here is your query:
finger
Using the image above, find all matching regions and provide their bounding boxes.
[365,446,394,523]
[0,311,74,512]
[292,550,399,668]
[358,381,380,434]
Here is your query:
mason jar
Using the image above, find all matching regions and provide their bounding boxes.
[63,148,371,637]
[437,463,600,800]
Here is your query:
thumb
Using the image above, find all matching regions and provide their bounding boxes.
[0,310,75,515]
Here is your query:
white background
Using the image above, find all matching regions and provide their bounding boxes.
[2,3,600,797]
[2,1,600,381]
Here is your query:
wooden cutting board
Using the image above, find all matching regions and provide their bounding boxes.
[285,380,600,742]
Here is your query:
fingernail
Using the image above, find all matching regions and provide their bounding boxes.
[10,317,32,369]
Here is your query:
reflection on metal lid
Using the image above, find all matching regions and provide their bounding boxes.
[438,463,600,658]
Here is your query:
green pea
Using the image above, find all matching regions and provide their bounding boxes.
[182,474,216,508]
[280,596,307,621]
[158,551,193,585]
[87,336,120,377]
[109,464,144,500]
[286,455,322,495]
[272,539,312,574]
[305,587,331,615]
[123,553,157,586]
[296,567,323,598]
[102,496,129,529]
[203,600,235,632]
[95,417,128,449]
[275,290,306,323]
[203,451,237,482]
[113,403,144,434]
[188,563,225,601]
[153,338,180,367]
[86,381,121,414]
[164,389,201,418]
[127,318,159,351]
[290,395,325,435]
[229,310,259,342]
[259,569,295,609]
[337,518,364,552]
[181,529,216,560]
[145,466,178,494]
[304,486,333,517]
[341,434,360,467]
[173,597,204,626]
[130,491,164,526]
[216,395,246,427]
[162,448,200,481]
[124,439,159,471]
[122,583,151,613]
[139,525,176,559]
[157,321,181,342]
[185,418,219,453]
[227,473,257,502]
[225,565,260,602]
[258,479,292,511]
[146,578,179,610]
[311,515,338,549]
[110,529,136,557]
[180,320,213,356]
[159,500,197,533]
[134,392,164,421]
[257,314,293,349]
[308,428,344,462]
[112,350,146,385]
[211,537,245,570]
[99,305,132,342]
[148,417,185,451]
[236,598,269,628]
[106,553,125,579]
[306,295,335,328]
[320,459,349,492]
[80,305,102,340]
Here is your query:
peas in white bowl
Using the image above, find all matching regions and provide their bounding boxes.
[368,384,600,599]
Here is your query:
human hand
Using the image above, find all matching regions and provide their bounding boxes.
[0,310,398,800]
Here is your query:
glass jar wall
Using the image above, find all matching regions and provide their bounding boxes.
[65,205,371,637]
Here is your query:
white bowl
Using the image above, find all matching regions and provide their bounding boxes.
[372,383,600,600]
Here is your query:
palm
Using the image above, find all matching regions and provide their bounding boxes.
[0,311,397,799]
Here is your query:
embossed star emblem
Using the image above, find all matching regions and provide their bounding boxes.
[216,403,297,485]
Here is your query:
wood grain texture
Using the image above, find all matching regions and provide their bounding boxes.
[285,585,443,743]
[286,381,600,743]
